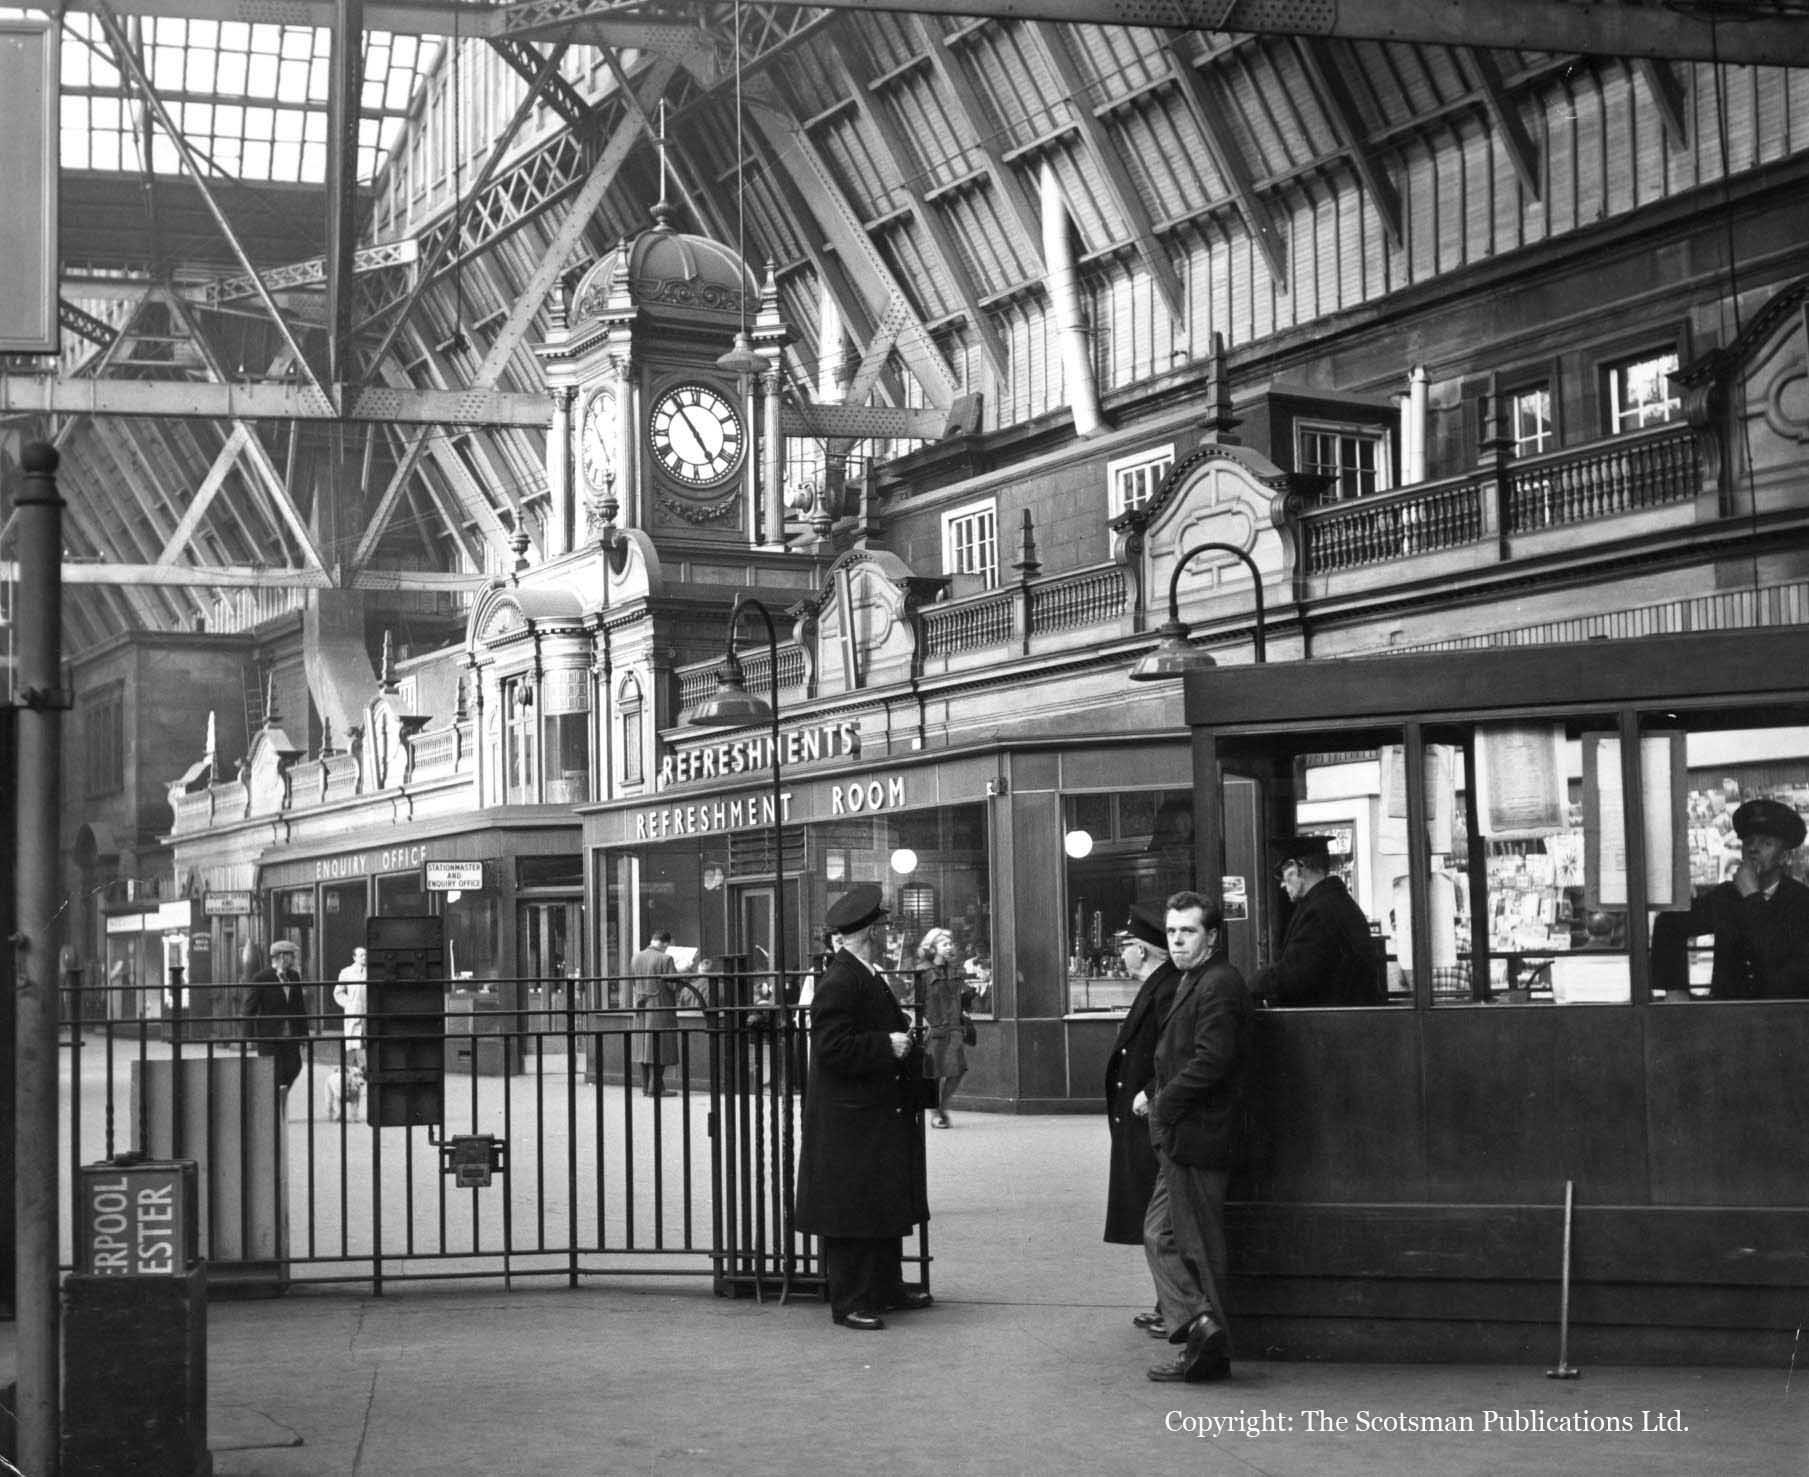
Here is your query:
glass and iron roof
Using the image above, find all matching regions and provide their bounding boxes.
[48,12,442,186]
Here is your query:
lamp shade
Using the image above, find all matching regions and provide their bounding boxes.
[687,653,774,727]
[1128,620,1218,682]
[715,331,766,378]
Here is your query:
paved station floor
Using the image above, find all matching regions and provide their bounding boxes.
[21,1111,1809,1474]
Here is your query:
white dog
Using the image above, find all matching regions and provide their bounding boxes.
[324,1060,367,1122]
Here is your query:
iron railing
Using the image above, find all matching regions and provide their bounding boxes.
[60,973,929,1301]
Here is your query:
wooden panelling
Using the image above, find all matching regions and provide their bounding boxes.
[1645,1002,1809,1206]
[1227,1203,1809,1286]
[1421,1006,1649,1203]
[1241,1011,1429,1201]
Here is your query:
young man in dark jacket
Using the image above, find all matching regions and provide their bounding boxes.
[1141,892,1253,1383]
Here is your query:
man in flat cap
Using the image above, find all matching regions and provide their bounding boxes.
[245,938,310,1099]
[1653,797,1809,999]
[1102,901,1182,1338]
[794,883,933,1330]
[1251,835,1385,1007]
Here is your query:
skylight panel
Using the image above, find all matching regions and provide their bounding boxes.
[51,11,443,186]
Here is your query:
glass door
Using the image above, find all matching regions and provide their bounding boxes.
[736,885,776,1004]
[519,899,583,1040]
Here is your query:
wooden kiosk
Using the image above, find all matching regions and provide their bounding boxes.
[1191,626,1809,1364]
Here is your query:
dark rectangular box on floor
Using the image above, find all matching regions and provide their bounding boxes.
[63,1262,209,1477]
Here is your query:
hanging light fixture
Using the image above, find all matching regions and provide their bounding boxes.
[716,0,765,380]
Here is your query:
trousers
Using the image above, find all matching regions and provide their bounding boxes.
[820,1235,904,1320]
[1143,1156,1230,1348]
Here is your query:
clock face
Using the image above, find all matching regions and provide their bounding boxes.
[647,382,745,488]
[579,391,615,491]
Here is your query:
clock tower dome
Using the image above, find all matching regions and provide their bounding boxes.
[536,202,787,557]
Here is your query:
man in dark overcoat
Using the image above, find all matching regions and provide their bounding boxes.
[794,883,932,1330]
[1252,834,1384,1006]
[245,939,310,1096]
[1652,797,1809,998]
[1103,901,1181,1337]
[1142,892,1253,1383]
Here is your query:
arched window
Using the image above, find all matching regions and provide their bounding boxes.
[618,674,644,787]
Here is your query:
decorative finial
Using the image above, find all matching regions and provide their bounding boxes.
[262,672,279,727]
[1012,508,1041,580]
[379,630,398,692]
[1201,331,1242,444]
[584,469,620,546]
[318,716,338,758]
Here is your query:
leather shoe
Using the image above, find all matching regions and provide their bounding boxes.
[1144,1319,1171,1340]
[833,1310,886,1331]
[1146,1352,1194,1382]
[1182,1314,1231,1381]
[1131,1309,1164,1329]
[886,1289,934,1312]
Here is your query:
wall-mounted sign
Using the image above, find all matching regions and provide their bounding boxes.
[629,774,911,842]
[425,861,485,892]
[658,720,860,789]
[0,20,57,353]
[204,892,253,916]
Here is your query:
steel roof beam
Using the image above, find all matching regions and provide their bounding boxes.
[749,74,960,408]
[1293,36,1402,249]
[325,0,366,385]
[1161,31,1287,287]
[94,2,331,407]
[830,32,1009,383]
[1463,47,1542,202]
[1035,22,1186,321]
[0,377,553,425]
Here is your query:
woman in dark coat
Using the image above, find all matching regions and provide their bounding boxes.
[1103,902,1181,1332]
[794,884,931,1330]
[916,927,974,1129]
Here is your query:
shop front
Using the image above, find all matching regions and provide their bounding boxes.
[254,821,581,1038]
[585,734,1196,1110]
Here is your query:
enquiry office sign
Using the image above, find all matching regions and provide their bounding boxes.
[77,1159,198,1275]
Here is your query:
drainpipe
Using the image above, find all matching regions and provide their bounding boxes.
[1040,161,1106,438]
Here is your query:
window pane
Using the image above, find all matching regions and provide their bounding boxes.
[1442,719,1630,1005]
[1650,718,1809,1001]
[1063,788,1194,1013]
[1609,351,1680,433]
[1298,423,1386,500]
[1512,386,1552,457]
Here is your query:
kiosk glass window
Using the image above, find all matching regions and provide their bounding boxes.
[1063,788,1194,1012]
[1209,729,1403,1007]
[1425,718,1631,1006]
[1642,710,1809,1002]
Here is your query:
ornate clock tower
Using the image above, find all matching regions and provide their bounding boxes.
[536,201,786,558]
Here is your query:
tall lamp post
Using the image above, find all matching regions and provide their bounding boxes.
[1127,541,1266,982]
[1127,540,1266,680]
[687,594,788,991]
[686,594,791,1298]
